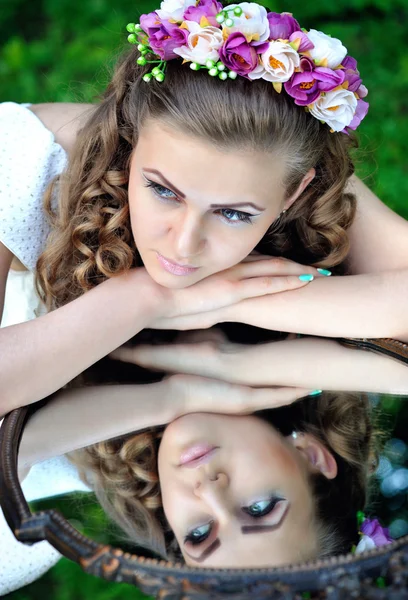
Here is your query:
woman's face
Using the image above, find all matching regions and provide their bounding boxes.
[158,413,337,568]
[128,120,314,289]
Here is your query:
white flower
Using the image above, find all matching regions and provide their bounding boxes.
[156,0,196,23]
[248,41,300,83]
[173,22,224,65]
[309,88,357,131]
[355,535,377,554]
[223,2,270,44]
[307,29,347,69]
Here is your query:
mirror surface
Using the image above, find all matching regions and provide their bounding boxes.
[15,332,408,570]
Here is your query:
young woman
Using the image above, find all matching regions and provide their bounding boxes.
[1,3,408,419]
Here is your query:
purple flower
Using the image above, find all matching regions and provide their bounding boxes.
[285,60,345,106]
[289,31,314,52]
[184,0,224,27]
[219,32,259,77]
[267,12,301,40]
[360,518,392,546]
[342,55,357,71]
[140,12,188,60]
[357,84,368,98]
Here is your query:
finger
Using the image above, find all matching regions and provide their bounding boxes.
[234,273,315,301]
[234,257,330,278]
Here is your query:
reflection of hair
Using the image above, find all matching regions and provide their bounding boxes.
[36,47,357,309]
[68,392,381,561]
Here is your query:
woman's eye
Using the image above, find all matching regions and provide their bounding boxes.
[242,497,284,518]
[143,180,176,200]
[219,208,254,224]
[184,522,213,546]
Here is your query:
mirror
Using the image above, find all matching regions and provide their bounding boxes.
[13,333,408,574]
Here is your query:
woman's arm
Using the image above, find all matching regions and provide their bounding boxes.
[0,269,166,416]
[17,380,174,478]
[111,333,408,394]
[225,269,408,342]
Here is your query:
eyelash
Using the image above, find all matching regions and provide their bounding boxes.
[143,180,254,225]
[184,497,285,546]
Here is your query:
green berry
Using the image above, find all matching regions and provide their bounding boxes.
[143,74,153,82]
[206,59,215,69]
[127,33,137,44]
[234,7,243,15]
[228,71,238,79]
[190,62,200,70]
[155,73,165,82]
[219,72,228,80]
[137,43,146,51]
[137,56,147,65]
[209,67,218,77]
[126,23,136,33]
[216,61,225,71]
[135,24,142,32]
[225,18,234,27]
[151,66,161,75]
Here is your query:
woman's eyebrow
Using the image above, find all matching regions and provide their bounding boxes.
[184,505,290,563]
[142,168,266,211]
[184,538,221,563]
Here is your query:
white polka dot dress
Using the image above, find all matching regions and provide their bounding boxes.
[0,102,92,594]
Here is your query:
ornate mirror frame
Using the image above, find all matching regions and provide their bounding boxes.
[1,336,408,599]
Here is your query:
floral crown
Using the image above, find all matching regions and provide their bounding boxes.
[126,1,369,134]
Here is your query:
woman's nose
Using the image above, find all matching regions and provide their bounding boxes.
[174,211,205,260]
[193,472,231,523]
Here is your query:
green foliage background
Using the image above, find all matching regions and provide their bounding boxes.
[1,0,407,597]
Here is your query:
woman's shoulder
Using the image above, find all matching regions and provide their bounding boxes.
[27,102,97,156]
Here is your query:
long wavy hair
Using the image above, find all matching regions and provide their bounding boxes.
[35,45,358,310]
[67,391,381,562]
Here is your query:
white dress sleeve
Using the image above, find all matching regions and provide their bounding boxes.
[0,101,68,271]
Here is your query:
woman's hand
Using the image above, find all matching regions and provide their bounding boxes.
[149,255,330,330]
[165,373,313,417]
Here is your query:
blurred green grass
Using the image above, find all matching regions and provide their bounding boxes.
[1,0,407,597]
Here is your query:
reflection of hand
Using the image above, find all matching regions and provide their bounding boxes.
[151,256,327,330]
[165,373,312,416]
[109,329,296,381]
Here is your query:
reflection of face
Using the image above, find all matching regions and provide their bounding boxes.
[128,120,289,289]
[158,413,319,568]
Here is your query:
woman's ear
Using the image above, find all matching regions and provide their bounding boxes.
[288,432,338,480]
[284,167,316,210]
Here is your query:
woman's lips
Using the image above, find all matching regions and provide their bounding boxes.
[156,252,199,276]
[179,444,218,468]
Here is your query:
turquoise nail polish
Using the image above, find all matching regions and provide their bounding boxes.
[308,389,323,396]
[299,274,314,282]
[317,268,332,276]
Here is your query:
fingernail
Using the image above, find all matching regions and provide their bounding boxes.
[299,274,314,282]
[308,389,323,396]
[317,268,332,277]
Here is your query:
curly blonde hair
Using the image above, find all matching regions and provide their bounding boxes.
[67,392,382,562]
[35,46,358,310]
